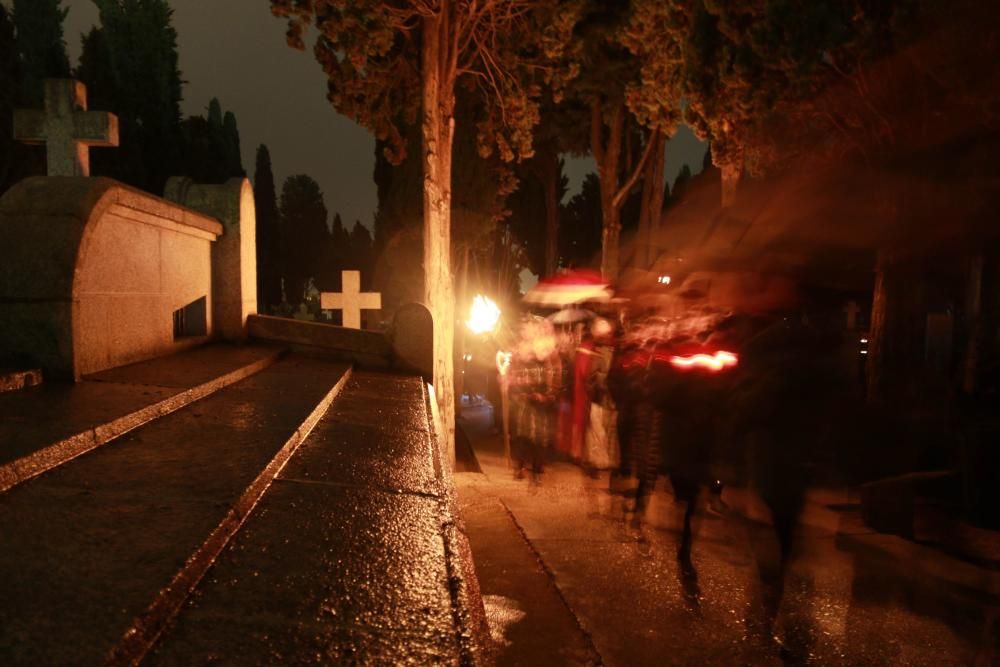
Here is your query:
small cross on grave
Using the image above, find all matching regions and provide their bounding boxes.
[321,270,381,329]
[13,79,119,177]
[843,300,861,330]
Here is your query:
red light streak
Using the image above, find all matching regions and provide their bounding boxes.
[668,351,739,372]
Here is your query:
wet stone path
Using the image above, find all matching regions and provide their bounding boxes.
[148,372,478,665]
[0,357,347,665]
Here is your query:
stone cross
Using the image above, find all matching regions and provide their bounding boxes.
[843,300,861,330]
[13,79,119,177]
[321,270,382,329]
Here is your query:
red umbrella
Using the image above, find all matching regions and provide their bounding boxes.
[523,269,611,307]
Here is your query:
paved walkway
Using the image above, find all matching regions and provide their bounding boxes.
[148,371,488,665]
[457,404,998,666]
[0,343,282,490]
[0,356,347,665]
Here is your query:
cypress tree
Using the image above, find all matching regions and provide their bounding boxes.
[279,175,329,306]
[222,111,244,178]
[12,0,70,106]
[81,0,183,195]
[253,145,282,311]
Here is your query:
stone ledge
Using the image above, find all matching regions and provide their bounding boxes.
[248,314,393,368]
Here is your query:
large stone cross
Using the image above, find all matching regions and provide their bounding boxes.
[321,270,382,329]
[13,79,119,177]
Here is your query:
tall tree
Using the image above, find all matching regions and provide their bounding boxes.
[222,110,244,178]
[279,174,329,307]
[178,99,245,184]
[78,0,184,195]
[254,145,282,312]
[560,1,679,279]
[12,0,70,106]
[271,0,581,456]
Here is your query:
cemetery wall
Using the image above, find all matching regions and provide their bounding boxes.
[0,177,222,379]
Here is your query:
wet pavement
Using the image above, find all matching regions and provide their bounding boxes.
[0,356,347,665]
[148,371,488,666]
[0,343,282,469]
[457,404,998,666]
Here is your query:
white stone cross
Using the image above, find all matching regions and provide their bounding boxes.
[321,270,381,329]
[13,79,119,177]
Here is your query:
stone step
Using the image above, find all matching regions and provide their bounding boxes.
[0,356,350,666]
[0,368,43,393]
[0,343,284,493]
[143,371,490,666]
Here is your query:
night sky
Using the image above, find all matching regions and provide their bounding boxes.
[62,0,707,230]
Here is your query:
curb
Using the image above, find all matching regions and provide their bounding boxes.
[0,349,285,495]
[427,382,495,666]
[105,366,353,667]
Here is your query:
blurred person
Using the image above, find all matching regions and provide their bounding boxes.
[582,317,619,474]
[508,317,562,482]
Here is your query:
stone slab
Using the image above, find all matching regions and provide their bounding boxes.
[0,343,285,490]
[248,313,392,369]
[0,357,348,666]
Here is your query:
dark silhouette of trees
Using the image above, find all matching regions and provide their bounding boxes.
[76,0,184,195]
[12,0,70,106]
[254,145,282,312]
[278,174,329,307]
[180,98,245,184]
[560,173,603,269]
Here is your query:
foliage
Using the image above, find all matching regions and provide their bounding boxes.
[642,0,919,174]
[254,145,282,312]
[12,0,70,106]
[179,99,245,184]
[77,0,184,194]
[279,174,329,306]
[270,0,582,165]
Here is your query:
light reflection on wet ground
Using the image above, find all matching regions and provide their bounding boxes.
[459,406,996,666]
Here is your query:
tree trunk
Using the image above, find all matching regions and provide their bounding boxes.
[591,101,656,281]
[422,13,456,465]
[636,131,666,269]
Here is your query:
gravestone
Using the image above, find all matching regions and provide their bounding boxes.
[321,270,381,329]
[391,303,433,382]
[14,79,118,177]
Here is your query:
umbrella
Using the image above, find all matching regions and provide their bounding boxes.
[547,308,596,324]
[523,269,611,307]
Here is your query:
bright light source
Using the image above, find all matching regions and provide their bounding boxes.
[860,350,868,355]
[466,295,501,334]
[495,350,512,376]
[657,275,672,285]
[463,353,473,362]
[860,338,868,343]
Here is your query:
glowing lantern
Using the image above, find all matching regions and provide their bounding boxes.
[466,295,501,334]
[495,350,512,376]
